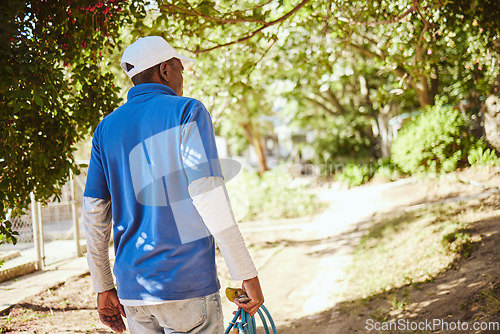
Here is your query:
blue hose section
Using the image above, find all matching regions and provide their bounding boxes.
[260,305,277,333]
[224,304,277,334]
[256,309,270,334]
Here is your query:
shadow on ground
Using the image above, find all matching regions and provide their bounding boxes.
[276,202,500,334]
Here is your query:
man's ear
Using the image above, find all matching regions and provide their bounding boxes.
[159,62,168,82]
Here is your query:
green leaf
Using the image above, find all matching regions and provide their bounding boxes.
[34,94,44,107]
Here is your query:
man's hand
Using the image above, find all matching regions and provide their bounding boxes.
[234,276,264,316]
[97,288,127,333]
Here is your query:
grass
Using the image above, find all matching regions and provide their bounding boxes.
[390,288,409,311]
[226,166,322,221]
[342,200,481,301]
[476,281,500,316]
[0,308,52,332]
[334,191,500,330]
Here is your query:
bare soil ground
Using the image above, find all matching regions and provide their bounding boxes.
[279,193,500,334]
[1,168,499,333]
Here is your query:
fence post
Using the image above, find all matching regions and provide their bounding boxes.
[70,170,82,257]
[30,193,43,271]
[37,201,45,266]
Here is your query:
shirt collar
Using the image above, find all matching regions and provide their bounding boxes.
[127,83,177,101]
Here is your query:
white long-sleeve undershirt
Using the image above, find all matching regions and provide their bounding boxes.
[83,176,257,305]
[188,176,257,281]
[83,197,115,293]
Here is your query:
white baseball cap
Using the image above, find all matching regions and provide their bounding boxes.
[120,36,195,79]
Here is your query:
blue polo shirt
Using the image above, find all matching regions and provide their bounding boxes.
[84,83,223,301]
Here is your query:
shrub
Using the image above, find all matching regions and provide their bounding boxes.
[335,164,373,187]
[334,159,402,187]
[226,165,319,221]
[391,104,472,174]
[372,158,402,182]
[467,140,500,167]
[307,113,373,164]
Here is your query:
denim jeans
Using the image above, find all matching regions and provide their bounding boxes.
[123,292,224,333]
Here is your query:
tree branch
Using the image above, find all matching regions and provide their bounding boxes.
[322,0,333,37]
[414,24,429,71]
[348,42,385,61]
[226,0,274,16]
[306,97,336,116]
[189,0,312,54]
[351,31,386,58]
[354,32,382,48]
[413,0,431,28]
[160,3,267,24]
[393,66,411,81]
[348,3,417,26]
[348,43,417,90]
[244,35,279,82]
[326,88,346,114]
[322,4,367,67]
[413,0,433,74]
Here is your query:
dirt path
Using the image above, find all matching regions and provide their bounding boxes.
[1,169,500,333]
[276,193,500,333]
[219,181,409,325]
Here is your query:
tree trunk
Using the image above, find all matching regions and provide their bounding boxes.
[484,74,500,152]
[360,74,385,159]
[349,43,437,109]
[377,108,391,159]
[415,75,435,109]
[241,122,269,176]
[484,101,500,151]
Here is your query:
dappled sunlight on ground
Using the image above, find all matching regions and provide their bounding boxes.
[2,169,500,333]
[276,192,500,333]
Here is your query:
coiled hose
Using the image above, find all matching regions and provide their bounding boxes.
[224,305,277,334]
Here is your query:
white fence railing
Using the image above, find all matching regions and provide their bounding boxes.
[0,164,88,281]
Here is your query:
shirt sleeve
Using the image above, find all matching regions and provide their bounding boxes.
[84,128,111,200]
[180,100,223,184]
[188,176,258,281]
[83,196,115,293]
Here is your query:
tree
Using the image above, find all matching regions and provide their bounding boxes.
[153,0,497,105]
[133,3,286,174]
[0,0,147,244]
[2,0,498,245]
[186,41,278,175]
[484,72,500,151]
[262,19,420,161]
[148,0,498,165]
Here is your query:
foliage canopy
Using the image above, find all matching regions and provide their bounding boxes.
[391,103,473,173]
[0,0,147,240]
[1,0,499,243]
[151,0,498,163]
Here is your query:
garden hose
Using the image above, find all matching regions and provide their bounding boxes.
[224,305,277,334]
[224,287,277,334]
